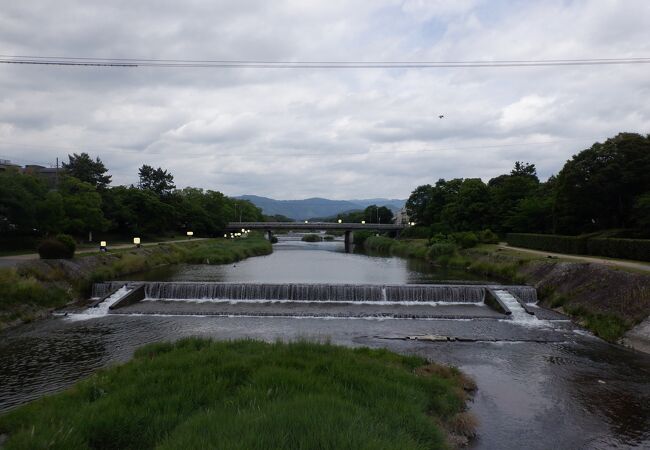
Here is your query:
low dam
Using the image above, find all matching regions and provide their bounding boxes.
[89,281,538,319]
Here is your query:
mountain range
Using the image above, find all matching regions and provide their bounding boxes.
[236,195,406,221]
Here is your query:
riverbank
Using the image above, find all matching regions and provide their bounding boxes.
[0,338,476,449]
[0,237,272,330]
[363,236,650,349]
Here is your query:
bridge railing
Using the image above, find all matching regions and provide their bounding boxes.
[226,222,405,230]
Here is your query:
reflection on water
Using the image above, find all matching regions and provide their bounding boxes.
[0,238,649,449]
[130,239,489,284]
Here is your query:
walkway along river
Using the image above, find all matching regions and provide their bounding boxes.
[0,236,649,449]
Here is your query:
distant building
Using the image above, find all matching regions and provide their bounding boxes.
[0,160,59,187]
[0,159,21,172]
[23,165,59,187]
[393,207,409,225]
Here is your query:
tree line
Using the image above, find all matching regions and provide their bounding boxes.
[0,153,264,246]
[405,133,650,237]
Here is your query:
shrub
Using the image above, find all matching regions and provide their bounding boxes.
[301,234,322,242]
[506,233,650,262]
[451,232,479,249]
[353,230,374,245]
[55,234,76,255]
[477,229,499,244]
[400,226,431,239]
[38,239,74,259]
[323,235,335,241]
[427,242,457,259]
[270,236,279,244]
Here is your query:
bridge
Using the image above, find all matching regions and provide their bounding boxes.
[225,222,406,251]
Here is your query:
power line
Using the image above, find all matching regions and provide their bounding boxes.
[1,55,649,69]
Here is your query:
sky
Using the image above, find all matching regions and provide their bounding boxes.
[0,0,649,199]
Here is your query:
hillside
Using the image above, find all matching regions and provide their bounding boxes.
[237,195,405,220]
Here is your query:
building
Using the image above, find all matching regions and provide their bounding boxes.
[0,159,21,172]
[393,207,410,225]
[0,160,59,187]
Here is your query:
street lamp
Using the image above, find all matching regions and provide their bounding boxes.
[410,222,416,226]
[337,219,342,224]
[304,220,309,224]
[187,231,194,239]
[133,237,141,248]
[100,241,107,252]
[361,220,366,224]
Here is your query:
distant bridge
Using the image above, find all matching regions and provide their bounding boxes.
[225,222,406,251]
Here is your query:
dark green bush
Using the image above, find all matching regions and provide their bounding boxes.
[506,233,650,262]
[353,230,375,245]
[38,239,74,259]
[506,233,588,254]
[301,234,322,242]
[400,226,431,239]
[55,234,76,255]
[451,232,479,249]
[427,243,457,259]
[477,229,499,244]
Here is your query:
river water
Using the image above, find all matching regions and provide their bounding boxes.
[1,238,649,449]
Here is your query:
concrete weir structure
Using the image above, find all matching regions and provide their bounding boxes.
[92,282,537,320]
[224,222,406,251]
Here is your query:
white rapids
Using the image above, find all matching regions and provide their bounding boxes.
[65,286,131,322]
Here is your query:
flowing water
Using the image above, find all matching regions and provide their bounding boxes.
[1,238,649,449]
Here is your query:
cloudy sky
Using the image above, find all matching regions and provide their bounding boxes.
[1,0,649,199]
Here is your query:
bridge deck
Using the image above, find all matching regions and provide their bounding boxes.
[225,222,405,231]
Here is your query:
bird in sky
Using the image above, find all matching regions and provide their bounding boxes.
[438,115,444,119]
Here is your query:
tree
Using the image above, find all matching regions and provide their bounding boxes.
[138,165,176,197]
[57,176,109,235]
[441,178,491,231]
[405,185,434,225]
[62,153,112,188]
[363,205,394,224]
[554,133,650,233]
[510,161,538,180]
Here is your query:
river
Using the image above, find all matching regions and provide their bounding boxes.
[1,237,649,449]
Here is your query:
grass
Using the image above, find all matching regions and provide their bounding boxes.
[1,236,272,329]
[0,339,476,449]
[0,268,72,325]
[364,236,429,259]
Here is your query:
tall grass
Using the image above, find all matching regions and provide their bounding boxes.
[0,268,71,324]
[0,339,475,449]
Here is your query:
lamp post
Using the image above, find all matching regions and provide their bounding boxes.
[187,231,194,239]
[100,241,107,252]
[133,237,141,248]
[361,220,366,224]
[338,219,342,224]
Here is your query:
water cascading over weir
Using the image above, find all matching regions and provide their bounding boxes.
[91,282,538,319]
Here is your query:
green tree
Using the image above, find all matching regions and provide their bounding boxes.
[138,165,176,197]
[57,176,109,235]
[363,205,394,224]
[441,178,491,231]
[554,133,650,233]
[62,153,112,188]
[488,162,540,232]
[405,185,434,225]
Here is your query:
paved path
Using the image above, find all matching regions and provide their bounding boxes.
[498,243,650,273]
[0,238,208,268]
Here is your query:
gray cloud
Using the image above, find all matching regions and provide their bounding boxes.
[0,0,649,199]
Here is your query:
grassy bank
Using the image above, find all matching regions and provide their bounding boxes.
[364,236,429,259]
[0,339,476,449]
[362,237,650,343]
[0,236,272,329]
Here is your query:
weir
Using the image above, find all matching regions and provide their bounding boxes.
[92,282,536,304]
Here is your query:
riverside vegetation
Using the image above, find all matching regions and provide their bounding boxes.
[0,236,272,329]
[0,338,477,449]
[360,233,649,343]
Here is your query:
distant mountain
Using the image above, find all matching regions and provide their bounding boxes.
[237,195,406,221]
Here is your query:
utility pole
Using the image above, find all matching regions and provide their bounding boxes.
[55,157,59,190]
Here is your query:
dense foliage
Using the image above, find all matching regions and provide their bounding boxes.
[0,159,264,247]
[406,133,650,237]
[506,233,650,262]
